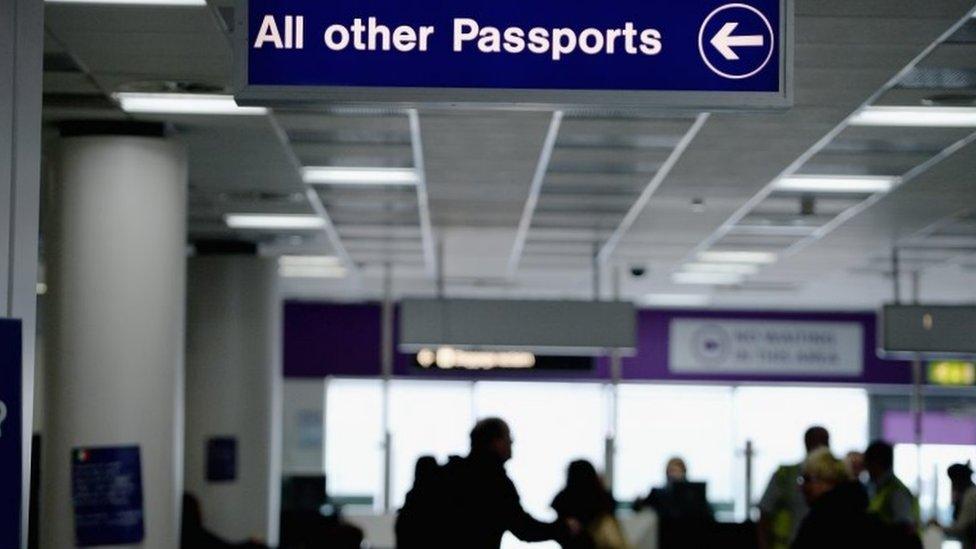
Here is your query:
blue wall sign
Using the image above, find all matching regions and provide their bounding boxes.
[71,446,145,546]
[237,0,791,109]
[0,319,22,549]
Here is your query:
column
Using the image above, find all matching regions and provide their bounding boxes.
[184,255,282,545]
[42,129,187,549]
[0,0,43,545]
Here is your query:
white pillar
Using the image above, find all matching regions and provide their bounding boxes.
[0,0,43,545]
[42,134,187,549]
[185,255,282,545]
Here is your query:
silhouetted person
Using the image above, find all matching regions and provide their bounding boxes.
[439,417,572,548]
[181,493,267,549]
[940,462,976,547]
[791,448,869,549]
[396,455,442,549]
[634,457,713,549]
[758,426,829,549]
[864,440,920,540]
[552,460,627,549]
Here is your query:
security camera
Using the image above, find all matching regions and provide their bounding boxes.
[630,265,647,277]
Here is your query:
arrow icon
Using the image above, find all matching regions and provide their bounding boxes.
[710,22,764,61]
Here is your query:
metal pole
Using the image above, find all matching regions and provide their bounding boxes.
[436,236,445,299]
[745,440,755,521]
[605,266,622,489]
[892,247,901,304]
[910,270,923,495]
[381,262,394,512]
[592,241,602,301]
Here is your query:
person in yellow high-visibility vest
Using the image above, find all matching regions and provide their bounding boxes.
[864,441,921,541]
[757,426,830,549]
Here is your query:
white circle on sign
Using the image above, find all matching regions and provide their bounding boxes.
[698,3,775,80]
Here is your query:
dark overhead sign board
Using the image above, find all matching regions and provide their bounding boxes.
[236,0,791,109]
[399,298,637,354]
[881,304,976,359]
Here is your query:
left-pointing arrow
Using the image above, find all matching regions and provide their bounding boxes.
[710,22,764,61]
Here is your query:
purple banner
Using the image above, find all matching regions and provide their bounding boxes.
[284,301,912,384]
[882,411,976,445]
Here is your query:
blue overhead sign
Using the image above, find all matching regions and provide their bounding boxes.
[237,0,791,109]
[0,319,22,549]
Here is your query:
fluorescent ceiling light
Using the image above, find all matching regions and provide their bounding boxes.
[682,262,760,275]
[672,272,744,286]
[47,0,205,4]
[279,255,344,268]
[225,214,325,230]
[774,175,897,194]
[697,250,777,264]
[279,265,348,279]
[849,106,976,127]
[302,167,419,186]
[113,93,267,115]
[639,293,711,307]
[731,225,818,236]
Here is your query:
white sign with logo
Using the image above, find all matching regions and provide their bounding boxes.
[669,319,863,376]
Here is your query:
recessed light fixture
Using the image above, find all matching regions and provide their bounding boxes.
[113,93,267,115]
[848,106,976,127]
[697,250,777,264]
[672,271,744,286]
[774,175,898,194]
[639,293,711,307]
[47,0,205,4]
[682,262,760,275]
[224,214,325,230]
[301,167,419,186]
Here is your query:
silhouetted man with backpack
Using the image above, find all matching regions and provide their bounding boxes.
[396,418,575,548]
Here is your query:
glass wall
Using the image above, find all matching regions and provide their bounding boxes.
[319,378,872,535]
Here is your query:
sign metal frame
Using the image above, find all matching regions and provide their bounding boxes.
[233,0,793,111]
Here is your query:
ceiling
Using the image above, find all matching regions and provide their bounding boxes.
[39,0,976,309]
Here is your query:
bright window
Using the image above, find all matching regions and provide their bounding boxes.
[894,443,976,523]
[473,381,606,549]
[734,386,869,519]
[615,384,735,510]
[388,380,474,508]
[325,378,384,510]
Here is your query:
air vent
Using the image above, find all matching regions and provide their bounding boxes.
[898,68,976,90]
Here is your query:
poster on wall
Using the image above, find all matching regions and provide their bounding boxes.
[669,318,864,376]
[0,319,23,549]
[71,445,145,546]
[206,437,238,482]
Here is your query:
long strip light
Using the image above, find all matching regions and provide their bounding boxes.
[682,262,760,275]
[639,293,711,307]
[774,175,898,194]
[302,166,419,186]
[225,214,325,230]
[672,272,744,285]
[278,256,347,278]
[849,106,976,128]
[114,93,267,115]
[697,250,778,264]
[47,0,205,4]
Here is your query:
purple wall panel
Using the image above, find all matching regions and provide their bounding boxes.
[283,301,382,377]
[882,411,976,445]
